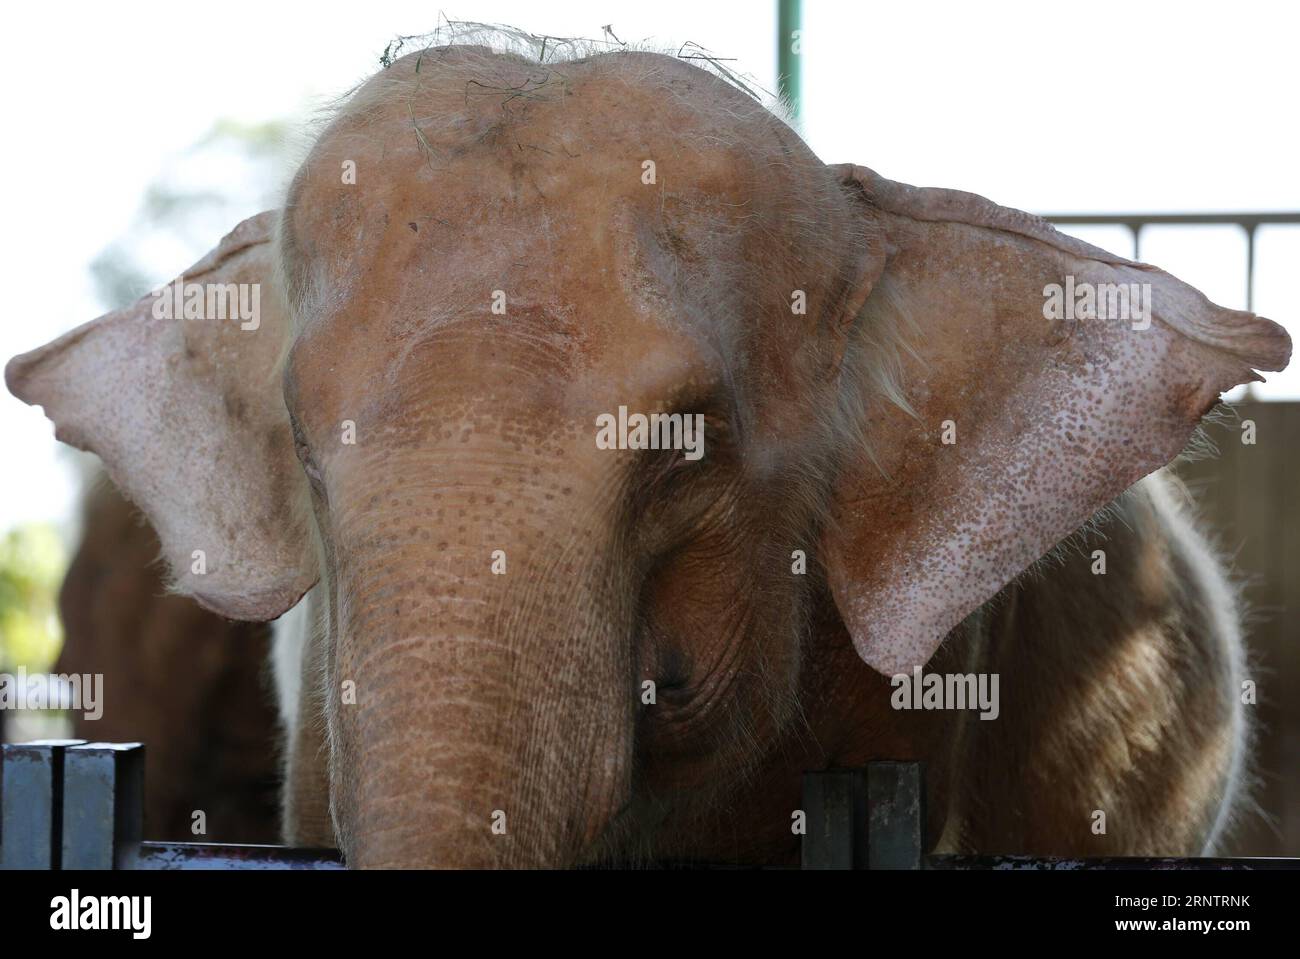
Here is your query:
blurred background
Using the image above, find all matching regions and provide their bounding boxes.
[0,1,1295,851]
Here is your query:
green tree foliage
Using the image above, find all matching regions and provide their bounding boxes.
[0,524,65,673]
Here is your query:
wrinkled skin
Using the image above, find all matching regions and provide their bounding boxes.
[7,47,1290,867]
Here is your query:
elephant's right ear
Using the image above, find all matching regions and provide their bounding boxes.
[5,212,317,621]
[823,166,1291,677]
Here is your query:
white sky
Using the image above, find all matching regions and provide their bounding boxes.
[1,0,1296,534]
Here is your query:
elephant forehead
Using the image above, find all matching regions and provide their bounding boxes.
[278,49,840,434]
[326,46,786,176]
[282,257,724,446]
[280,49,814,303]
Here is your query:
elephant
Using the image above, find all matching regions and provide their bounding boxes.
[56,473,280,843]
[6,44,1291,867]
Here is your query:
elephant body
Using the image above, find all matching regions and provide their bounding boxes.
[8,39,1287,866]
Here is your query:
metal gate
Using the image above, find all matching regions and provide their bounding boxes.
[2,740,1295,870]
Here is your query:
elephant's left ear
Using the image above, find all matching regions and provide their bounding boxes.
[5,212,318,621]
[823,164,1291,676]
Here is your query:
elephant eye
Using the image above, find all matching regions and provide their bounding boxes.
[288,417,325,490]
[295,440,324,487]
[647,408,731,485]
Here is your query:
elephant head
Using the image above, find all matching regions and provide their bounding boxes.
[8,46,1289,866]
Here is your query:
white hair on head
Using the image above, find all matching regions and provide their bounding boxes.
[373,18,793,125]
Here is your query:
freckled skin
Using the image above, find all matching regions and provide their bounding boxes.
[7,47,1289,867]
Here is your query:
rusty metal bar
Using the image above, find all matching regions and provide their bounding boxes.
[127,842,345,870]
[801,768,867,869]
[927,855,1298,870]
[867,761,925,870]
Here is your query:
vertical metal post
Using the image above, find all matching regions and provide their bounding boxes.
[1129,222,1143,261]
[1244,222,1257,313]
[801,768,867,869]
[866,761,926,870]
[62,743,145,869]
[777,0,803,122]
[1,740,85,869]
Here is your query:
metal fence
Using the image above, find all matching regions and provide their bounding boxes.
[0,741,342,871]
[3,740,1296,870]
[1042,212,1300,313]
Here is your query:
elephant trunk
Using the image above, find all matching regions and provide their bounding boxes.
[325,451,635,868]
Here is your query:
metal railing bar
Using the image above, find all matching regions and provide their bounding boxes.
[1042,213,1300,227]
[1042,211,1300,345]
[927,854,1300,871]
[128,842,345,870]
[8,741,1300,870]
